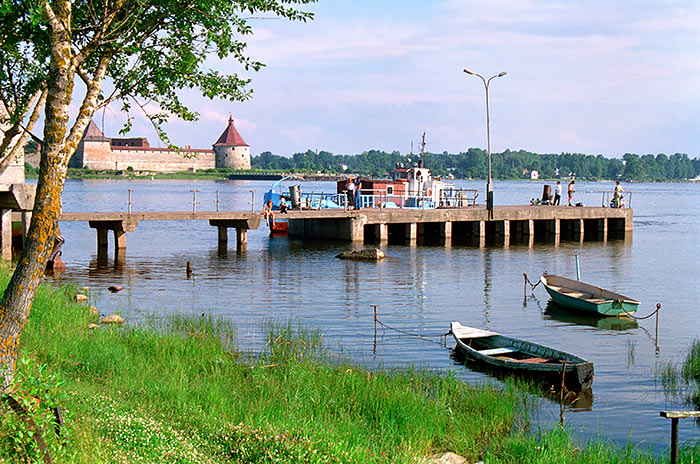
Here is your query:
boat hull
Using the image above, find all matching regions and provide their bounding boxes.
[540,274,640,317]
[450,322,594,389]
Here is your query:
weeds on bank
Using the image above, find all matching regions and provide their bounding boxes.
[1,267,699,462]
[656,339,700,408]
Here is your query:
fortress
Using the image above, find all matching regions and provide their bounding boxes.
[69,115,251,172]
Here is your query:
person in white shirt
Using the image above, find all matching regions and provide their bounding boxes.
[553,181,562,205]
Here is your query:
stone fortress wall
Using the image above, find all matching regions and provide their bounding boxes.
[70,115,250,172]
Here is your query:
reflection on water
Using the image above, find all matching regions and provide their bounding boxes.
[543,300,639,332]
[48,178,700,451]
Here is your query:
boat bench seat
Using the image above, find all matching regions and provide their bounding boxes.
[560,289,594,299]
[519,357,555,364]
[478,347,518,356]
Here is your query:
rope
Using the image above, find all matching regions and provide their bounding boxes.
[524,273,541,291]
[376,319,450,344]
[622,303,662,321]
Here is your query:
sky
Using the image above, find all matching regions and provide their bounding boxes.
[96,0,700,159]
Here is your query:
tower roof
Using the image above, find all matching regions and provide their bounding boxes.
[214,115,248,147]
[83,120,109,141]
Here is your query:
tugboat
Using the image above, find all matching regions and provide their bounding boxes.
[337,133,477,209]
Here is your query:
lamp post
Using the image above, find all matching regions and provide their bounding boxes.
[463,69,507,216]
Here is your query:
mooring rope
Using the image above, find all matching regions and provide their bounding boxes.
[523,273,541,291]
[622,302,662,321]
[371,306,451,348]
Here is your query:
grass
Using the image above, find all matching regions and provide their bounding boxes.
[0,268,697,462]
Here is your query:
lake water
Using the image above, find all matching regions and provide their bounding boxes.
[47,178,700,452]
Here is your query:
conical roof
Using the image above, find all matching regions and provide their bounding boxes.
[214,115,248,147]
[83,120,109,141]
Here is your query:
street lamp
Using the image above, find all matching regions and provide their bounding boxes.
[464,69,507,216]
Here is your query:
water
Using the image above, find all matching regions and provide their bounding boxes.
[47,178,700,451]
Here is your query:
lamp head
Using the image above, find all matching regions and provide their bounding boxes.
[498,71,507,77]
[463,69,475,75]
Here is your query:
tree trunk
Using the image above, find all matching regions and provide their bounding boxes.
[0,0,75,392]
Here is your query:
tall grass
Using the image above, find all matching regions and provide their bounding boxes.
[1,268,698,462]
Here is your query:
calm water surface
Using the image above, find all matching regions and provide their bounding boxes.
[48,178,700,451]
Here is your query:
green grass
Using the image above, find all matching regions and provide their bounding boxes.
[0,268,697,462]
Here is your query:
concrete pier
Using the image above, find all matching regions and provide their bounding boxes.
[53,205,632,260]
[60,211,261,257]
[281,205,633,246]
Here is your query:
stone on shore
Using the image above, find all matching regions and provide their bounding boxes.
[107,285,124,293]
[424,452,470,464]
[88,323,99,330]
[75,294,88,303]
[335,248,386,261]
[89,305,100,317]
[101,314,125,325]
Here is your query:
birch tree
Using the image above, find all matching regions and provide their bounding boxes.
[0,0,314,391]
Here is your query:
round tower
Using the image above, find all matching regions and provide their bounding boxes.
[213,115,251,170]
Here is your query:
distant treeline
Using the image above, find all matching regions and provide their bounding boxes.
[253,149,700,181]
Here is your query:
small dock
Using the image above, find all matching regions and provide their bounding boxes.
[57,205,632,256]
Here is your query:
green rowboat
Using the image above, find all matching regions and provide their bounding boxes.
[540,274,640,316]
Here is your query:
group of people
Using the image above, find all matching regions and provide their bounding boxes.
[345,178,362,209]
[262,197,289,228]
[549,179,624,208]
[551,180,576,206]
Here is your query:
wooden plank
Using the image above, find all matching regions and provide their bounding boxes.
[519,357,554,364]
[478,347,517,356]
[660,411,700,419]
[450,322,498,339]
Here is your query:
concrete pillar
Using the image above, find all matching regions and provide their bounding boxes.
[378,223,388,244]
[475,220,486,247]
[218,226,228,244]
[441,221,452,246]
[114,230,126,249]
[526,219,534,237]
[405,223,417,246]
[236,228,247,250]
[502,220,510,247]
[97,229,109,249]
[349,218,364,242]
[578,219,585,242]
[601,218,608,241]
[1,209,11,261]
[21,211,31,243]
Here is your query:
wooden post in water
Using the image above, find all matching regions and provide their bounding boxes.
[372,305,378,355]
[660,411,700,464]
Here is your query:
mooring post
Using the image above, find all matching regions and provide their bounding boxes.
[655,303,661,351]
[660,410,700,464]
[372,305,378,355]
[215,190,220,212]
[670,417,678,464]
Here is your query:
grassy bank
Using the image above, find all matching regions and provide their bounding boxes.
[0,271,696,462]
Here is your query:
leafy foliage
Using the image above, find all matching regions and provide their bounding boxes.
[254,148,700,181]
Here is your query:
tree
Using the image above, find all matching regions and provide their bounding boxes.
[0,0,315,391]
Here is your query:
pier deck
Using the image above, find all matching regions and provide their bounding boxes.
[55,205,632,257]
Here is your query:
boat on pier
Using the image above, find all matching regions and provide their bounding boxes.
[449,322,594,389]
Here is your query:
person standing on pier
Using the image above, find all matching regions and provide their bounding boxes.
[553,181,562,205]
[346,178,356,209]
[263,199,275,228]
[567,180,575,206]
[612,181,624,208]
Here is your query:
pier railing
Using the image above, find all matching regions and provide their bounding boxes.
[583,190,633,208]
[355,188,479,210]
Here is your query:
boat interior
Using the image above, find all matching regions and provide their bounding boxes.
[462,336,564,364]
